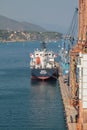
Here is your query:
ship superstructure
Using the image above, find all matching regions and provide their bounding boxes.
[30,42,58,80]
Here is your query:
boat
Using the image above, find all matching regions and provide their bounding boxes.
[29,42,58,80]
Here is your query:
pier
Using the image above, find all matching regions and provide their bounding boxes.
[58,0,87,129]
[58,67,77,130]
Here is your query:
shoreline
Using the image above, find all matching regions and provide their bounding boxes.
[0,39,59,43]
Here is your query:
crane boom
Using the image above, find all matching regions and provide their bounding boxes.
[69,0,87,129]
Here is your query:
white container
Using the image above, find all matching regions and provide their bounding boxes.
[78,53,87,108]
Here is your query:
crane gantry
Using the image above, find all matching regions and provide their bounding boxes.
[70,0,87,129]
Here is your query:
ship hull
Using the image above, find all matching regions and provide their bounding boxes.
[30,68,58,80]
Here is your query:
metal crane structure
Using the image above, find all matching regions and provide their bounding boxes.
[70,0,87,129]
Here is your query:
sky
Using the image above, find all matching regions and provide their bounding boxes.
[0,0,77,33]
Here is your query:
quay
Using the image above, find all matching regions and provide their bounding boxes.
[58,73,77,130]
[57,65,77,130]
[55,62,77,129]
[56,0,87,129]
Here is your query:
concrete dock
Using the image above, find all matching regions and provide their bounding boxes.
[58,72,77,130]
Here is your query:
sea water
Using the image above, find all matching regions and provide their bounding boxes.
[0,41,67,130]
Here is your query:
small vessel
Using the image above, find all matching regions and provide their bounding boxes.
[29,42,58,80]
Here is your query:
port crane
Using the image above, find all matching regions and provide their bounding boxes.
[70,0,87,129]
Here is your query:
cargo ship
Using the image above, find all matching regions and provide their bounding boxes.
[29,42,58,80]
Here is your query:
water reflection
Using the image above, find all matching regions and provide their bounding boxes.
[0,42,67,130]
[29,79,66,129]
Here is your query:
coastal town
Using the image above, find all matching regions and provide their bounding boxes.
[0,30,62,43]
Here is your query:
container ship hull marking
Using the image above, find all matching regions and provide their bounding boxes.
[31,68,57,80]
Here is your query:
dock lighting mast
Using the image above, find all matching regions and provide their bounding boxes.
[70,0,87,129]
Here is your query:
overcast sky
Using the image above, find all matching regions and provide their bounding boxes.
[0,0,77,33]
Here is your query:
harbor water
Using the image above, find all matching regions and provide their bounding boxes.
[0,41,67,130]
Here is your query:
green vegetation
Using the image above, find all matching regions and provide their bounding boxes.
[0,30,62,42]
[0,15,62,42]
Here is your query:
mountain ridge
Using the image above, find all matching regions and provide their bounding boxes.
[0,15,46,32]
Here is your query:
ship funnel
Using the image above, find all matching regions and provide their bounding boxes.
[41,42,46,50]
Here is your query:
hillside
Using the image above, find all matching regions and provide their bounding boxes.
[0,15,46,32]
